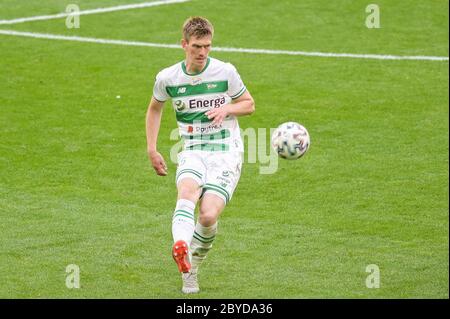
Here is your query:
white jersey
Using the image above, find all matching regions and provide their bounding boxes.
[153,57,247,152]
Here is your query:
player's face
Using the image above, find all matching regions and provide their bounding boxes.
[182,35,212,69]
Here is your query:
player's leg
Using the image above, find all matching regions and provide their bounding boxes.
[181,193,224,294]
[189,193,225,273]
[172,178,201,272]
[181,151,242,293]
[189,151,243,275]
[173,177,201,245]
[172,152,205,274]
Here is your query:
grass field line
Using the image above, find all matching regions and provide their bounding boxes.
[0,0,191,25]
[1,29,448,62]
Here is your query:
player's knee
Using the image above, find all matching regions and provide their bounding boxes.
[198,194,225,226]
[198,212,217,227]
[198,204,220,226]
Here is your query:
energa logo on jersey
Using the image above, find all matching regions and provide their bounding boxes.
[175,96,226,111]
[189,96,226,109]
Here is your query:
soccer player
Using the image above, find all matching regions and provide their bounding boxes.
[146,16,255,294]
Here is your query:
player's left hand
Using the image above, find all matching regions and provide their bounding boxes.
[206,105,230,126]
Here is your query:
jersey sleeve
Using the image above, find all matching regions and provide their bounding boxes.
[152,72,170,102]
[227,63,247,100]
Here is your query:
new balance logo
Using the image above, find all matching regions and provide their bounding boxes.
[207,83,217,89]
[177,87,187,94]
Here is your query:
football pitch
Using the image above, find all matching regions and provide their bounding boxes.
[0,0,448,298]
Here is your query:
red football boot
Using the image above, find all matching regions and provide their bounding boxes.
[172,240,191,273]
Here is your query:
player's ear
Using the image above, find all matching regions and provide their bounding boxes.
[181,38,188,49]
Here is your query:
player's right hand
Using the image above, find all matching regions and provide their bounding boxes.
[148,151,168,176]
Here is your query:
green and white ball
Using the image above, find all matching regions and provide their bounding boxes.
[271,122,310,160]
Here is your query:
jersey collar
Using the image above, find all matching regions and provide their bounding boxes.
[182,57,211,76]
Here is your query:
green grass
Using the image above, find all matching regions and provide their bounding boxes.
[0,0,448,298]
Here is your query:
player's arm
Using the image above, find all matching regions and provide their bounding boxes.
[206,91,255,126]
[146,97,168,176]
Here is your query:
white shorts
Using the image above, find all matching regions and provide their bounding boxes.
[175,151,243,205]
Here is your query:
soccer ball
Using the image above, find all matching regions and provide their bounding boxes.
[271,122,310,160]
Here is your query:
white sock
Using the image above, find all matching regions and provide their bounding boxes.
[172,199,196,244]
[190,222,218,272]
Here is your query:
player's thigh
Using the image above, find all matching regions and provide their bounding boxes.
[177,178,202,202]
[176,151,206,202]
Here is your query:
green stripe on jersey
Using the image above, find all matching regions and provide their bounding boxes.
[185,143,229,152]
[231,86,246,99]
[182,129,230,141]
[166,81,228,98]
[176,112,235,124]
[176,111,211,124]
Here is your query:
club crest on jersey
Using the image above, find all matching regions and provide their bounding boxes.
[191,77,202,85]
[175,100,186,111]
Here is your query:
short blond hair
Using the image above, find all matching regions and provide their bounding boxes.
[182,16,214,42]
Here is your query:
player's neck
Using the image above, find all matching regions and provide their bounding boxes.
[185,59,207,75]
